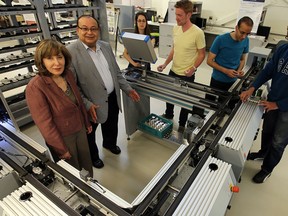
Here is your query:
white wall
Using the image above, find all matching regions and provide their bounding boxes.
[151,0,288,35]
[151,1,168,18]
[263,4,288,35]
[114,0,152,7]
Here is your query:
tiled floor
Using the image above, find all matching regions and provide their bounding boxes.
[21,44,288,215]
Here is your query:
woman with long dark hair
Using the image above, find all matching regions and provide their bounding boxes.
[123,11,155,70]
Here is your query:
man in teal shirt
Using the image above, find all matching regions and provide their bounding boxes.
[207,16,253,104]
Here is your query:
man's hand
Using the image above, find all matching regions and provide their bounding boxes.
[129,89,140,102]
[226,69,241,78]
[89,104,99,123]
[184,67,196,77]
[157,64,166,72]
[259,101,278,112]
[240,87,255,102]
[237,70,244,78]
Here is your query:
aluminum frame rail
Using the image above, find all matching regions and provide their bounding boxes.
[172,156,236,216]
[0,139,129,216]
[56,144,189,211]
[0,123,47,160]
[122,69,229,136]
[0,157,23,200]
[45,161,130,216]
[0,182,69,216]
[0,151,79,216]
[217,99,264,180]
[0,158,14,178]
[132,108,225,215]
[126,70,231,110]
[57,160,133,210]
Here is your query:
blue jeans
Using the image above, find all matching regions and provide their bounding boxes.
[262,110,288,173]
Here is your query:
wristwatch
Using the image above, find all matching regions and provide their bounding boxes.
[192,66,197,72]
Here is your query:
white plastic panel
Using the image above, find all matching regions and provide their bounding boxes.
[0,182,68,216]
[173,156,236,216]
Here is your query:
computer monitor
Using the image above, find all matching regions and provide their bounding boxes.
[121,32,157,64]
[195,17,206,29]
[163,9,168,23]
[256,25,271,40]
[146,10,157,21]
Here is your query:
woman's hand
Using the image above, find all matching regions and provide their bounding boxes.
[60,151,72,160]
[87,125,92,134]
[133,62,142,67]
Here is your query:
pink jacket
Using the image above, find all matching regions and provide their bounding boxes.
[26,70,91,155]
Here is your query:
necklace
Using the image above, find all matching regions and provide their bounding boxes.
[65,83,71,96]
[52,76,70,95]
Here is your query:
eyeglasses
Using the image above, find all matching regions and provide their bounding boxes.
[78,26,99,33]
[237,26,251,36]
[238,29,250,35]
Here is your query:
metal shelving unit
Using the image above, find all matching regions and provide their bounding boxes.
[0,42,39,54]
[0,0,109,128]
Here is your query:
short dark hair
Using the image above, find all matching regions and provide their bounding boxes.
[237,16,254,28]
[175,0,193,14]
[134,11,151,35]
[77,15,100,28]
[34,39,71,76]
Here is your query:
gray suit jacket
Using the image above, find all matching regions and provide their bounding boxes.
[67,39,133,123]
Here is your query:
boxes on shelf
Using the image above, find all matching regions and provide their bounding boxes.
[138,113,173,138]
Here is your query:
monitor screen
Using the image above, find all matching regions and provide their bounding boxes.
[121,32,157,64]
[146,10,157,21]
[256,25,271,40]
[163,9,168,23]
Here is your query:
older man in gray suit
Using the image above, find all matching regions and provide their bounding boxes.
[67,15,140,168]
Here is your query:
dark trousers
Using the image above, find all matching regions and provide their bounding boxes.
[206,77,238,109]
[87,90,119,162]
[206,77,234,102]
[63,127,93,176]
[259,110,277,157]
[165,70,195,127]
[261,110,288,173]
